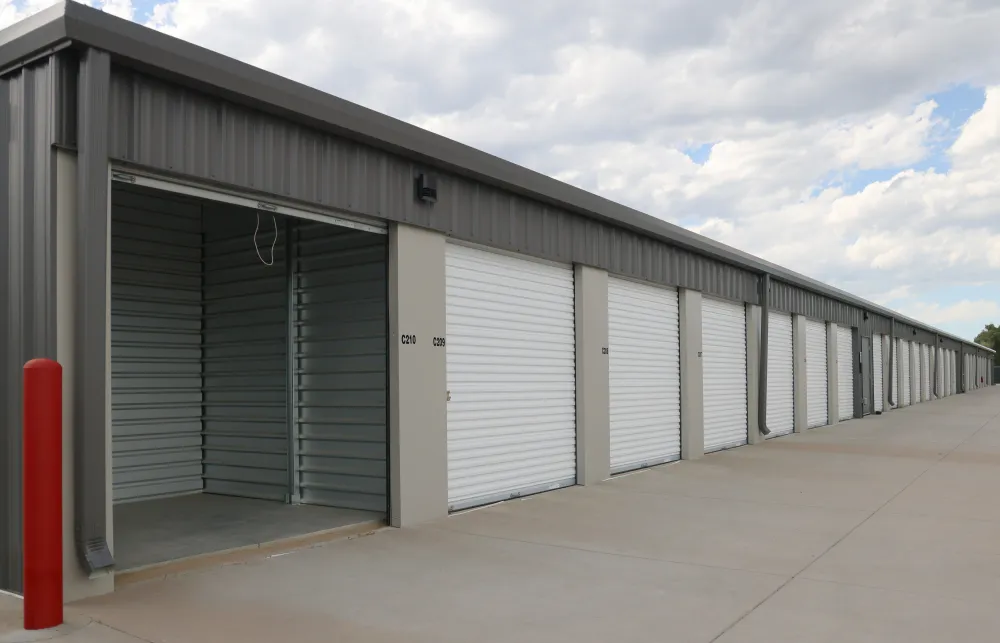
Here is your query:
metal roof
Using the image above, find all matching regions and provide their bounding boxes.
[0,1,993,353]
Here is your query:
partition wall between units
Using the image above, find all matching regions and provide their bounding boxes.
[1,2,995,599]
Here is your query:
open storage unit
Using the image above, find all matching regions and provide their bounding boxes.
[110,177,389,571]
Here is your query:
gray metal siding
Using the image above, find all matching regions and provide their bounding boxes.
[106,67,759,305]
[110,186,204,503]
[769,279,891,336]
[52,50,78,148]
[75,47,114,574]
[202,202,289,501]
[294,223,388,512]
[0,57,59,593]
[893,321,937,347]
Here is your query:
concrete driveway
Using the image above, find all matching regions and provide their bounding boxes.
[4,387,1000,642]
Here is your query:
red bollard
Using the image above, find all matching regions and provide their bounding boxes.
[23,358,63,630]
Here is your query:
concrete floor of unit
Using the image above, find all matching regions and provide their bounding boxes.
[113,494,384,571]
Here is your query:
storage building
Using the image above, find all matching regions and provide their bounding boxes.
[1,2,995,598]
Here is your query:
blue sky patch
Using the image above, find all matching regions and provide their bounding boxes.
[132,0,157,21]
[684,142,714,164]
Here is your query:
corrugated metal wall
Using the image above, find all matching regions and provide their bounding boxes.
[106,67,759,305]
[106,183,390,512]
[202,203,290,501]
[110,186,204,503]
[0,56,64,593]
[769,279,891,336]
[294,222,388,512]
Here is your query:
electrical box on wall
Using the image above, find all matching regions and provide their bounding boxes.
[415,173,438,203]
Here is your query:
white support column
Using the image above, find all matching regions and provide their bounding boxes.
[679,289,704,460]
[910,342,919,405]
[827,322,839,425]
[575,265,610,485]
[746,304,762,445]
[388,223,448,527]
[793,315,808,433]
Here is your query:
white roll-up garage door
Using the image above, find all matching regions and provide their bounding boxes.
[702,298,748,453]
[806,319,828,428]
[608,278,681,473]
[916,345,924,402]
[900,340,911,406]
[951,351,957,394]
[873,335,884,412]
[922,345,931,401]
[445,244,576,511]
[836,326,853,421]
[891,342,899,407]
[945,350,951,395]
[766,311,794,438]
[944,351,949,395]
[936,348,944,398]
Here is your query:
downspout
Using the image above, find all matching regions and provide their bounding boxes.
[887,317,896,407]
[758,273,771,436]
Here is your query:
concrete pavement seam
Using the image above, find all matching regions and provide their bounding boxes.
[707,403,1000,642]
[421,523,790,579]
[88,620,157,643]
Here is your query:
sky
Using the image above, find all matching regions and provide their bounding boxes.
[3,0,999,342]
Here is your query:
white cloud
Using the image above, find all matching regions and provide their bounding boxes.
[900,300,1000,327]
[4,0,1000,338]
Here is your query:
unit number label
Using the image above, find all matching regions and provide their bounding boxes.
[401,334,417,345]
[602,347,609,355]
[433,337,446,347]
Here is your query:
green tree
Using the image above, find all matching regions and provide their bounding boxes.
[975,323,1000,365]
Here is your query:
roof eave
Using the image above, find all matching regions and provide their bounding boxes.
[0,2,70,74]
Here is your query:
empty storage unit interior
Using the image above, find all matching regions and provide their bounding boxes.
[111,180,388,570]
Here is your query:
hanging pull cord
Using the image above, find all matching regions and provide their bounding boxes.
[254,211,277,266]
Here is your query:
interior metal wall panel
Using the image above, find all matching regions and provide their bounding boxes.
[110,186,205,503]
[294,222,388,512]
[766,311,795,437]
[107,67,760,305]
[445,244,577,511]
[607,278,681,473]
[0,58,60,593]
[873,335,884,412]
[701,298,749,453]
[202,203,289,501]
[836,326,853,421]
[805,320,828,428]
